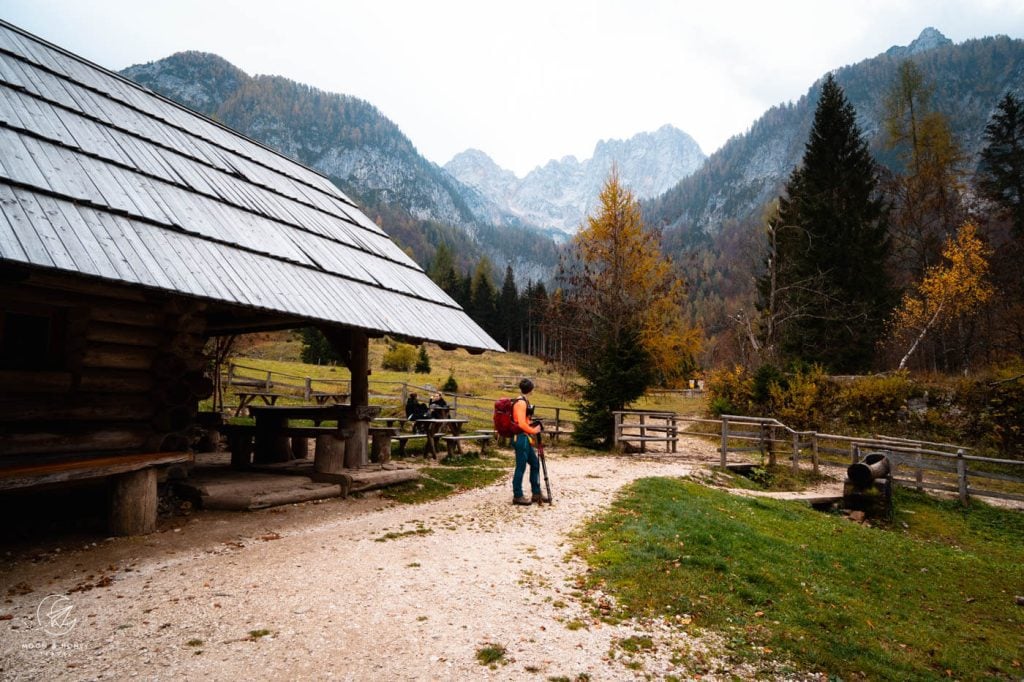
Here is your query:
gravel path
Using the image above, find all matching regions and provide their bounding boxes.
[1,439,782,681]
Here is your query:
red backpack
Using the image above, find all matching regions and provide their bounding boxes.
[493,397,523,438]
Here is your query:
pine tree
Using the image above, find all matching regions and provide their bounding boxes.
[414,345,431,374]
[427,243,461,300]
[497,264,520,351]
[977,92,1024,238]
[766,73,892,373]
[558,169,700,447]
[468,257,498,338]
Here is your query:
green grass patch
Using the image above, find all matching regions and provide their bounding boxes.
[575,478,1024,680]
[714,464,832,492]
[616,635,655,653]
[475,642,507,666]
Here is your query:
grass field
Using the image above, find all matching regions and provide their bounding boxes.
[574,480,1024,680]
[217,333,707,426]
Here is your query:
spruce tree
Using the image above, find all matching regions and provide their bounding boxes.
[767,74,891,372]
[468,257,498,338]
[977,92,1024,238]
[498,264,520,351]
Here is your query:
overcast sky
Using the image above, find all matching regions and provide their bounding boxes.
[2,1,1023,176]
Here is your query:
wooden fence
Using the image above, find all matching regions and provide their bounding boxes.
[718,414,1024,506]
[223,362,578,435]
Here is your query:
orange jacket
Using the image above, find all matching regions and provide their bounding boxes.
[513,396,540,435]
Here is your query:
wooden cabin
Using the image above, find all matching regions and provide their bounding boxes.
[0,20,501,535]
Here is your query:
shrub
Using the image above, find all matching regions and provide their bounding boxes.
[381,342,417,371]
[752,363,786,407]
[768,365,833,430]
[706,365,755,416]
[839,372,917,427]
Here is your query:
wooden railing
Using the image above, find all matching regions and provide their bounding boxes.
[224,362,578,434]
[718,414,1024,506]
[226,362,350,401]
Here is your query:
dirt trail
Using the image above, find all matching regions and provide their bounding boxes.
[0,440,784,681]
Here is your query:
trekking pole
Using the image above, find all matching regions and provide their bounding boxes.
[535,431,553,504]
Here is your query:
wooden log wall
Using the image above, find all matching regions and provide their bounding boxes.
[0,272,212,459]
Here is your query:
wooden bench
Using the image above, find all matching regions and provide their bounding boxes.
[441,434,493,460]
[0,451,193,535]
[393,433,429,457]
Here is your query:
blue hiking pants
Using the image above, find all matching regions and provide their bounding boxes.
[513,433,541,498]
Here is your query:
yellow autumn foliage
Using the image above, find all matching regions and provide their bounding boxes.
[568,170,702,385]
[892,222,995,369]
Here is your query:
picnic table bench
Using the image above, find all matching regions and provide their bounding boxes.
[309,391,350,406]
[440,433,493,460]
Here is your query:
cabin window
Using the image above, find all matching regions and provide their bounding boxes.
[0,308,67,370]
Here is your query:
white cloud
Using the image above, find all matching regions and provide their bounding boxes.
[2,0,1021,175]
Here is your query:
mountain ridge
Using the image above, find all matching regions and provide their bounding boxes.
[445,124,706,234]
[645,29,1024,241]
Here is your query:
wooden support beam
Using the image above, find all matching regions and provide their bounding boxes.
[108,468,157,536]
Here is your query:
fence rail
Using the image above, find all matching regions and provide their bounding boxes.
[222,362,578,434]
[717,414,1024,506]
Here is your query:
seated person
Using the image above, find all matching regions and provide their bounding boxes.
[405,393,429,432]
[428,392,449,418]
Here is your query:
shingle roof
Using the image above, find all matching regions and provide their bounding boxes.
[0,20,502,353]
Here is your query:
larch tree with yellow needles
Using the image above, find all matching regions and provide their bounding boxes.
[892,222,995,371]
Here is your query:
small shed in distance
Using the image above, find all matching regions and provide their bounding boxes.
[0,20,501,535]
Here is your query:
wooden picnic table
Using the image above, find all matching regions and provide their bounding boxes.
[417,418,470,458]
[234,391,293,415]
[310,391,350,406]
[247,404,379,468]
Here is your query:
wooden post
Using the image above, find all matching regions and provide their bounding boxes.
[915,444,924,492]
[346,330,370,468]
[613,412,622,452]
[811,433,819,475]
[314,434,346,474]
[792,431,800,474]
[720,417,729,467]
[956,449,969,506]
[304,377,312,402]
[639,414,647,453]
[108,468,157,535]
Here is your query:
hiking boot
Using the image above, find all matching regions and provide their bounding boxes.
[512,496,532,506]
[531,493,550,504]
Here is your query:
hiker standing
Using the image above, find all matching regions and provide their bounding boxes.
[512,378,547,505]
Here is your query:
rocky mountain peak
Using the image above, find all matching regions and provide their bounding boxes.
[885,27,953,59]
[445,125,706,234]
[121,51,248,115]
